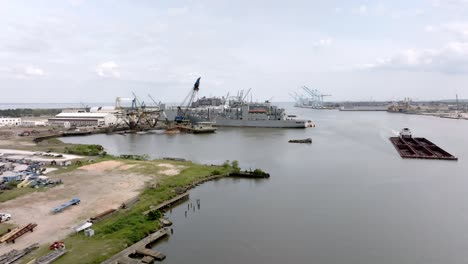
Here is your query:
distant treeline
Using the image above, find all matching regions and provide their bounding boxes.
[0,108,62,117]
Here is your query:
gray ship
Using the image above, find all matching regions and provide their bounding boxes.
[163,98,312,128]
[214,101,311,128]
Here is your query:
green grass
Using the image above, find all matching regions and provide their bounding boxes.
[0,187,46,203]
[0,223,16,235]
[20,159,234,264]
[64,144,105,156]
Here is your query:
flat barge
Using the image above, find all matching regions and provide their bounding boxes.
[389,136,457,160]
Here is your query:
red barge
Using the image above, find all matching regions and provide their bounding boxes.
[390,128,457,161]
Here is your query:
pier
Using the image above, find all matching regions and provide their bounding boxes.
[101,228,169,264]
[143,192,189,215]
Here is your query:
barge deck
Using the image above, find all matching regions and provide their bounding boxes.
[389,137,457,160]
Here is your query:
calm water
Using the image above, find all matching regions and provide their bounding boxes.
[61,105,468,264]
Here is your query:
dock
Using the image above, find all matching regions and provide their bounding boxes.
[135,249,166,261]
[143,192,189,215]
[101,228,169,264]
[389,137,457,160]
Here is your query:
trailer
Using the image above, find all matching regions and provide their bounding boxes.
[51,198,80,214]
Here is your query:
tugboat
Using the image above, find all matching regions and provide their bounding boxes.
[192,122,217,134]
[176,121,217,134]
[399,128,412,139]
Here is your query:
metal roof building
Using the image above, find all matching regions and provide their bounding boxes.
[48,112,118,127]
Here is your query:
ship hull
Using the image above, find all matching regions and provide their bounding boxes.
[213,119,307,128]
[164,107,309,128]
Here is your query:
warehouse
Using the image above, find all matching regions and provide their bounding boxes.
[48,112,117,127]
[0,117,22,126]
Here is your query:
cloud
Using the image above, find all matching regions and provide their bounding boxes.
[167,7,189,16]
[313,38,333,48]
[424,22,468,39]
[24,66,44,76]
[70,0,84,6]
[415,9,425,16]
[443,22,468,39]
[352,5,368,15]
[361,42,468,73]
[96,61,120,78]
[425,25,435,32]
[0,65,46,79]
[432,0,468,7]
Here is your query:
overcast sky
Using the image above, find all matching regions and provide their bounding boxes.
[0,0,467,103]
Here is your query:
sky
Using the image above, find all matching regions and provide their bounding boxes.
[0,0,468,103]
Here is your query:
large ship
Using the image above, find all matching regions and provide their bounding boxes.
[163,98,312,128]
[213,101,312,128]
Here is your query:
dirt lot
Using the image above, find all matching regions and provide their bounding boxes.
[0,126,53,148]
[0,161,152,254]
[157,163,186,176]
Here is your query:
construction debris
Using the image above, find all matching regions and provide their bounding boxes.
[90,209,116,223]
[49,241,65,251]
[0,223,37,244]
[0,243,38,264]
[33,249,67,264]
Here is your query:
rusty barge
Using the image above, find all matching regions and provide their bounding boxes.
[389,128,457,161]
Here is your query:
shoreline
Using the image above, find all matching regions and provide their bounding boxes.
[0,132,265,264]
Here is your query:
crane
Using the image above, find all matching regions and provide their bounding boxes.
[242,88,252,102]
[148,94,168,124]
[175,77,201,123]
[147,94,161,108]
[302,86,331,106]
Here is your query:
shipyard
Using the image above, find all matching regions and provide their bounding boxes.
[1,1,468,264]
[0,79,464,263]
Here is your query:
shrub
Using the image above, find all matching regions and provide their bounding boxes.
[222,160,230,169]
[119,154,149,161]
[147,210,161,221]
[7,181,20,188]
[64,144,104,156]
[211,170,221,175]
[231,160,240,173]
[253,168,266,176]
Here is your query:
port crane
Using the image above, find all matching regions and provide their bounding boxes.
[113,93,161,130]
[175,77,201,123]
[148,94,169,123]
[302,86,331,107]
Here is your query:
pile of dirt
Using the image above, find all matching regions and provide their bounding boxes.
[157,163,186,176]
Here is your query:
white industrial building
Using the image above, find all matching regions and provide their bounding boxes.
[21,120,48,127]
[48,112,118,127]
[0,117,22,126]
